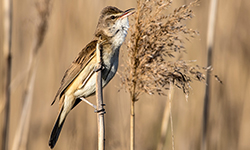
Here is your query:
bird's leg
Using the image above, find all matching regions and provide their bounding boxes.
[79,97,106,114]
[80,97,97,109]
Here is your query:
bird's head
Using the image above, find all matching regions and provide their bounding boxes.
[95,6,135,42]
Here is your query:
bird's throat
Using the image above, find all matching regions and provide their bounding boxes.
[110,17,129,49]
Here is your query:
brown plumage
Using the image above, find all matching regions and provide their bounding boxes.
[49,6,135,149]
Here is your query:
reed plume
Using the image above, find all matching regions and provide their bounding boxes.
[122,0,206,99]
[120,0,208,149]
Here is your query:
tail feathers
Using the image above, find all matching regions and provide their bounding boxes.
[49,111,65,149]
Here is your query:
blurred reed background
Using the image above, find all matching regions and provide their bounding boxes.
[0,0,249,150]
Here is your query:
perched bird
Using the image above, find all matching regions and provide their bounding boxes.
[49,6,135,149]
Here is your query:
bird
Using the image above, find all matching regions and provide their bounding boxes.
[48,6,135,149]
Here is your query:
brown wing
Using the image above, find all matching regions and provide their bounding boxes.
[51,40,98,105]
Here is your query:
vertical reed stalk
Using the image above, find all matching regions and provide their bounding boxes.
[130,99,135,150]
[95,39,105,150]
[170,103,174,150]
[2,0,12,149]
[12,65,36,150]
[157,83,174,150]
[129,1,141,149]
[202,0,218,150]
[11,1,50,149]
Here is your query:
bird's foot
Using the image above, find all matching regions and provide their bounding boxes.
[94,63,104,72]
[94,104,106,114]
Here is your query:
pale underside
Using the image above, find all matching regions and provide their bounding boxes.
[57,17,129,124]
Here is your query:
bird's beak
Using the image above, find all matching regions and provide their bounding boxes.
[119,8,135,19]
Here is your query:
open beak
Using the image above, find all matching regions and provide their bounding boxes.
[119,8,135,19]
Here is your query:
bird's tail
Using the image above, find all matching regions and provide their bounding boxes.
[49,107,65,149]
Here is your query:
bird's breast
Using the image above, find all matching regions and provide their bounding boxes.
[102,46,120,83]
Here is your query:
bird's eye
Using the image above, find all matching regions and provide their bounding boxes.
[110,15,115,20]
